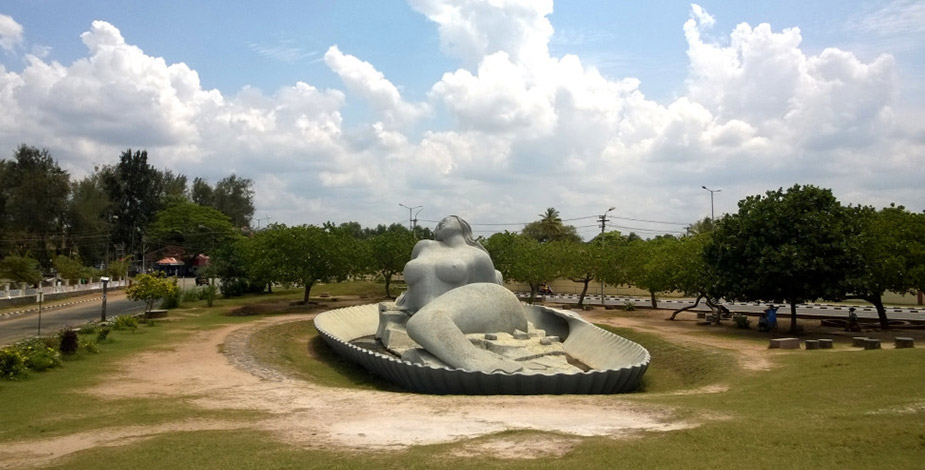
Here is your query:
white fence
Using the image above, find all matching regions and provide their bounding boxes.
[2,279,128,301]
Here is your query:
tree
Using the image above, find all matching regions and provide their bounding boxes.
[484,232,562,303]
[559,240,599,308]
[52,255,89,283]
[103,149,164,261]
[368,227,415,299]
[147,202,238,257]
[66,170,111,267]
[665,232,718,320]
[0,255,43,285]
[213,174,255,228]
[208,238,261,297]
[624,236,679,308]
[158,169,189,206]
[0,145,71,267]
[844,204,925,329]
[705,185,854,332]
[191,177,214,207]
[126,272,178,312]
[247,224,356,303]
[522,207,581,243]
[595,231,633,298]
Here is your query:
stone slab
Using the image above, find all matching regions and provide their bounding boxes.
[818,339,834,349]
[769,337,800,349]
[894,337,914,349]
[863,338,881,350]
[804,339,820,350]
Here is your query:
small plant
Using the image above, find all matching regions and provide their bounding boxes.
[0,348,28,379]
[623,301,636,311]
[96,326,111,342]
[126,272,179,312]
[160,286,181,309]
[78,323,100,335]
[81,339,100,354]
[733,313,751,329]
[203,284,217,307]
[113,315,138,332]
[25,346,62,371]
[181,288,200,302]
[59,328,79,356]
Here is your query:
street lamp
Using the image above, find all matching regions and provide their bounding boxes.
[100,276,110,322]
[701,186,721,221]
[399,203,422,233]
[599,206,615,305]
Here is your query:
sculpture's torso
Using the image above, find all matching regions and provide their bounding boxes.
[398,240,498,312]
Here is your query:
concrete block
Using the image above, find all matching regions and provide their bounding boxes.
[804,339,820,350]
[895,337,914,349]
[863,338,881,350]
[852,336,869,347]
[769,337,800,349]
[818,339,834,349]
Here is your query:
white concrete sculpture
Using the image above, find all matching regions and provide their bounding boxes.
[315,215,650,394]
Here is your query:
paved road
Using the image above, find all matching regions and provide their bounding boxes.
[526,293,925,322]
[0,293,146,346]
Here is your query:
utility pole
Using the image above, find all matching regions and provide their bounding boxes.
[701,186,721,221]
[598,206,615,306]
[399,203,422,233]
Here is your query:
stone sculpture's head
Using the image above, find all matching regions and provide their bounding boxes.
[435,215,487,253]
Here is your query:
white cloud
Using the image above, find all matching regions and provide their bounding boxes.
[0,4,920,234]
[852,0,925,35]
[323,45,429,127]
[0,14,23,52]
[408,0,554,69]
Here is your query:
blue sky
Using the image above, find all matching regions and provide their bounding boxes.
[1,1,923,237]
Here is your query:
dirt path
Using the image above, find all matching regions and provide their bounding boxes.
[583,310,774,371]
[3,307,753,467]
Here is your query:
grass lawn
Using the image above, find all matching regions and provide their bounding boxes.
[1,281,923,469]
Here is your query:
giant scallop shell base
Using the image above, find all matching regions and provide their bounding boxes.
[313,304,650,395]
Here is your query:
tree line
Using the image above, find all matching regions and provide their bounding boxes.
[0,144,254,284]
[479,187,924,332]
[187,188,925,332]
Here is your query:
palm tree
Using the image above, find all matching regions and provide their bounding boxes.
[523,207,580,243]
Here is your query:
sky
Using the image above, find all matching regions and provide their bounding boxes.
[0,0,923,239]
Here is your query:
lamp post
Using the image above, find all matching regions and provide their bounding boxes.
[399,203,422,233]
[701,186,721,221]
[599,206,615,305]
[100,276,110,322]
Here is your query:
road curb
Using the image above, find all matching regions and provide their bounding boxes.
[0,296,103,321]
[517,293,922,314]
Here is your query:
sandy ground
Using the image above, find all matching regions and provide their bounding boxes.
[2,305,789,467]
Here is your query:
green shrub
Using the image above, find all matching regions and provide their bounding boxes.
[78,323,99,335]
[203,284,217,307]
[113,315,138,332]
[96,326,111,342]
[160,287,181,309]
[181,287,201,303]
[0,348,28,379]
[25,347,62,371]
[59,328,79,356]
[623,301,636,311]
[81,339,100,354]
[733,313,751,329]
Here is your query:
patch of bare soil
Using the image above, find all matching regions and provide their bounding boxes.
[582,308,776,371]
[7,306,755,467]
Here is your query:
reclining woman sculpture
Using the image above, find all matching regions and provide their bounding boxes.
[395,215,527,373]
